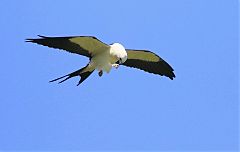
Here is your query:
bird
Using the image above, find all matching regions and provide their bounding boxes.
[26,35,175,86]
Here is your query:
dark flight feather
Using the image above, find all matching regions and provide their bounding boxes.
[26,35,107,58]
[123,50,175,80]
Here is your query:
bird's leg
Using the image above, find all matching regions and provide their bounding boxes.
[98,70,103,77]
[112,64,119,69]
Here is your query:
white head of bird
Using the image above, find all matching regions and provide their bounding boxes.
[110,43,127,64]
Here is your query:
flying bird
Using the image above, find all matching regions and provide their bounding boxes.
[26,35,175,85]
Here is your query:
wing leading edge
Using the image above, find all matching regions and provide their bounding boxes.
[26,35,110,58]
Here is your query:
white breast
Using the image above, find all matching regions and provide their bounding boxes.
[89,43,127,74]
[90,50,112,72]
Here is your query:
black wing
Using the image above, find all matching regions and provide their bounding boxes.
[26,35,109,58]
[122,49,175,80]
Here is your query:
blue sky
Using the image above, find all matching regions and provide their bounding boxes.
[0,0,238,151]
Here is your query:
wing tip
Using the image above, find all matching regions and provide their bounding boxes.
[25,35,47,42]
[25,39,33,42]
[161,60,176,80]
[37,35,48,38]
[165,66,175,80]
[168,72,176,80]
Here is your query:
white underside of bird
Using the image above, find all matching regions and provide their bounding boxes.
[86,43,127,76]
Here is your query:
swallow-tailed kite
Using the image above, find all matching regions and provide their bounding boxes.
[26,35,175,85]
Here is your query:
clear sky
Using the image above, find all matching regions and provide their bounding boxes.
[0,0,238,151]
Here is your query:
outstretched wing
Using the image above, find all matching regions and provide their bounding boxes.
[122,49,175,80]
[26,35,110,58]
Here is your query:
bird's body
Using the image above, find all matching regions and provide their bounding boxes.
[90,43,127,73]
[26,35,175,85]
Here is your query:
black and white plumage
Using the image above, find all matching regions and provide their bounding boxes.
[26,35,175,85]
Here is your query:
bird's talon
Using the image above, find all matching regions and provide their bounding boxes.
[112,64,119,69]
[98,70,103,77]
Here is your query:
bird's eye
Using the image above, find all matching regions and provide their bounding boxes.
[119,58,122,64]
[116,58,122,64]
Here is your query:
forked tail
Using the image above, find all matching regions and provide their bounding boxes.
[50,65,94,86]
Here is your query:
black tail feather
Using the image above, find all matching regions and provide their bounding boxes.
[77,71,93,86]
[49,65,94,86]
[58,76,72,84]
[49,74,69,83]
